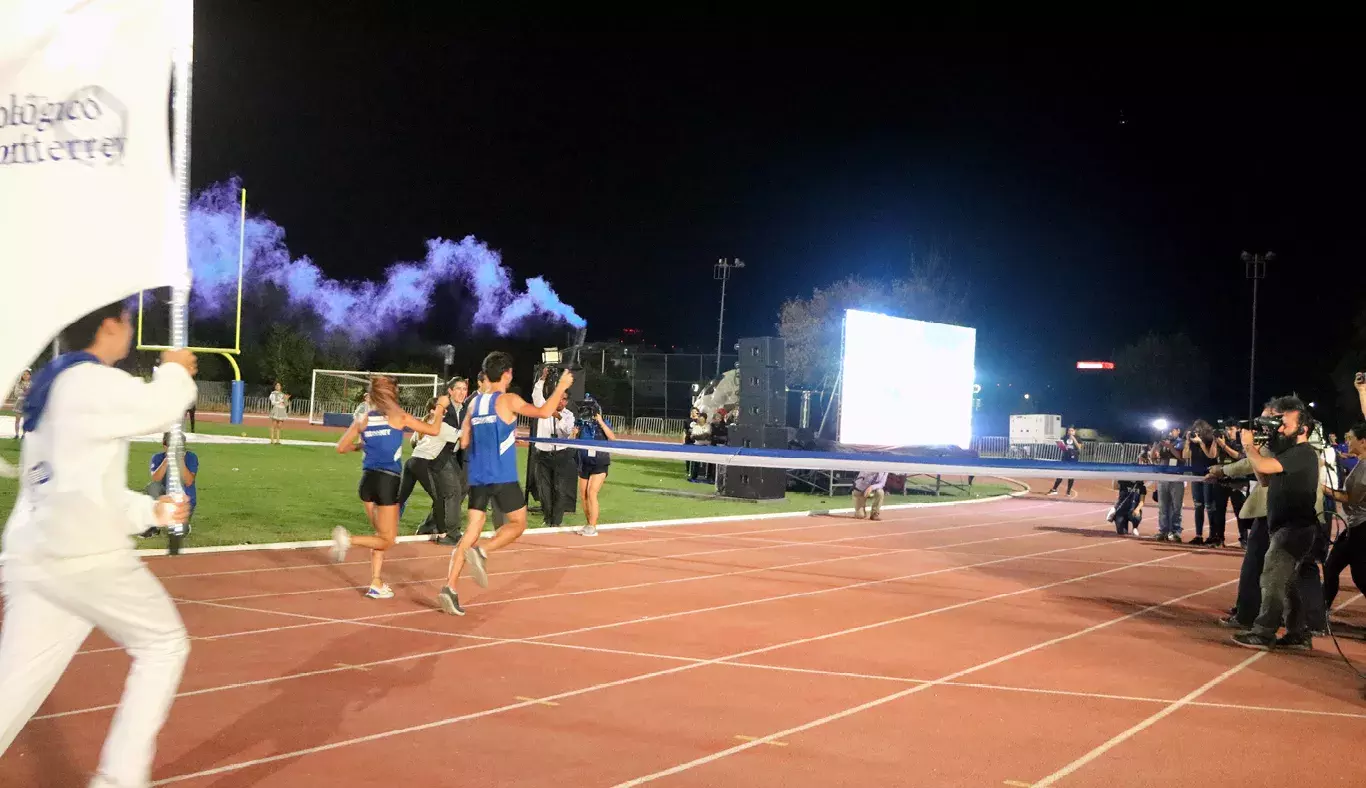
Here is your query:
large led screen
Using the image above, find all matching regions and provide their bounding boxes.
[837,309,976,449]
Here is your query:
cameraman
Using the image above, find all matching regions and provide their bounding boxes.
[574,396,616,537]
[1230,397,1322,650]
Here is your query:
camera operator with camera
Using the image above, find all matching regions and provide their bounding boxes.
[1211,422,1251,547]
[1229,397,1323,650]
[574,395,616,537]
[1186,420,1221,545]
[1154,425,1187,542]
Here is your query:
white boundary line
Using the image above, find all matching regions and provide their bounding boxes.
[62,521,1131,717]
[185,504,1105,602]
[73,505,1092,655]
[1027,590,1366,787]
[1029,653,1268,787]
[134,489,1025,557]
[608,576,1239,786]
[151,498,1049,580]
[147,553,1219,785]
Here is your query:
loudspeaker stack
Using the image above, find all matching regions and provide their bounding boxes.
[722,336,788,500]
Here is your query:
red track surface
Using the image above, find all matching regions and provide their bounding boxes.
[4,497,1365,787]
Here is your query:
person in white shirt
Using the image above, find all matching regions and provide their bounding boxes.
[0,299,198,788]
[540,391,578,526]
[398,396,460,526]
[853,471,889,520]
[267,382,290,445]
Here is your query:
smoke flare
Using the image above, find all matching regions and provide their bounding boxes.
[186,177,585,341]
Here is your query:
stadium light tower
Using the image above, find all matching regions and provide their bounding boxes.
[1242,251,1274,421]
[713,257,744,377]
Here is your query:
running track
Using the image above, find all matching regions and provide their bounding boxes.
[3,497,1364,787]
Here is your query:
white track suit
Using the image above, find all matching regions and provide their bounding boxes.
[0,360,196,788]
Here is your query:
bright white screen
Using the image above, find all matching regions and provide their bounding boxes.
[837,309,976,449]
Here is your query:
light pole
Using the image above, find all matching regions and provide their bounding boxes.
[713,257,744,378]
[1242,251,1274,421]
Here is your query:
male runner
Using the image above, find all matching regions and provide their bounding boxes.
[437,352,572,615]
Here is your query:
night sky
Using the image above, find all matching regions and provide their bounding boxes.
[190,11,1362,432]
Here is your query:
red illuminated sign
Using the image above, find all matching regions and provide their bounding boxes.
[1076,361,1115,370]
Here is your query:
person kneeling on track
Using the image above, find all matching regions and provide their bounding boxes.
[853,471,888,521]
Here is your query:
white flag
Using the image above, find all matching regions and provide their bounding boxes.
[0,0,186,462]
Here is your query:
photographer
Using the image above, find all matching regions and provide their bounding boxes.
[1211,402,1327,633]
[1155,426,1186,542]
[1212,422,1251,548]
[1186,421,1220,546]
[1323,422,1366,610]
[574,395,616,537]
[1230,397,1322,650]
[1047,426,1082,498]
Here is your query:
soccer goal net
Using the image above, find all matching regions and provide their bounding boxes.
[308,369,440,426]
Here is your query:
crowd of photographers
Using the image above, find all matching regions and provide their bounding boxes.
[1108,374,1366,651]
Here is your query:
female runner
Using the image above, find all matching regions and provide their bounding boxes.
[332,376,447,598]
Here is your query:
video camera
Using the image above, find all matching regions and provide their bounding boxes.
[577,394,602,422]
[1227,415,1283,446]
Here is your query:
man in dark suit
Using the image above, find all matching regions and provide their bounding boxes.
[424,376,468,544]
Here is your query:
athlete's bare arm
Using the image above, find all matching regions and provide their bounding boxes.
[497,372,573,422]
[337,414,366,454]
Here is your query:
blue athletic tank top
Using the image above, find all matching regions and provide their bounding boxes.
[361,410,404,475]
[468,392,519,485]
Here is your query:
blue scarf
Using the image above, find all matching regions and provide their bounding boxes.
[21,351,101,433]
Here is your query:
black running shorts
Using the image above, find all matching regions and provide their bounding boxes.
[469,482,525,514]
[578,458,610,480]
[358,469,401,506]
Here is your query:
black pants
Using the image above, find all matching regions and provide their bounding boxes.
[399,456,437,513]
[526,444,545,507]
[1112,489,1141,535]
[535,449,579,525]
[1051,478,1074,494]
[425,453,464,539]
[1324,527,1366,608]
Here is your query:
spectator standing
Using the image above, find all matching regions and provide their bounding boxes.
[1048,426,1082,497]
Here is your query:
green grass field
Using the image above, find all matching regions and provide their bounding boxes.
[0,420,1011,549]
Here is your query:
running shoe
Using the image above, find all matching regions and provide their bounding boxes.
[331,526,350,562]
[465,545,489,588]
[1232,632,1277,650]
[579,525,598,537]
[437,586,465,616]
[1275,632,1313,650]
[365,584,394,600]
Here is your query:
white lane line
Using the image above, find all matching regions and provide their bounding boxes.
[609,574,1238,785]
[152,499,1048,580]
[191,506,1106,604]
[76,511,1102,658]
[1028,652,1267,787]
[147,554,1213,786]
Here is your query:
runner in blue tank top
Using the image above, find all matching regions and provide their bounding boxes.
[438,351,574,615]
[333,376,447,599]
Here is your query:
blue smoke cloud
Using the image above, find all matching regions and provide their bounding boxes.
[186,177,585,341]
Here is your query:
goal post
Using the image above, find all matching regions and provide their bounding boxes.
[308,369,440,426]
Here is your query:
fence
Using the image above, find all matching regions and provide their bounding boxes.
[186,382,1149,465]
[577,352,740,422]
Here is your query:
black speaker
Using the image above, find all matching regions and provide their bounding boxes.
[738,337,784,370]
[729,424,789,449]
[738,365,785,427]
[720,466,787,500]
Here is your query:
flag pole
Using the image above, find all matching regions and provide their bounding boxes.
[165,0,195,556]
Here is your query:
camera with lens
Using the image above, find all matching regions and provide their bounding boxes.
[543,364,565,393]
[577,394,602,422]
[1230,415,1282,446]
